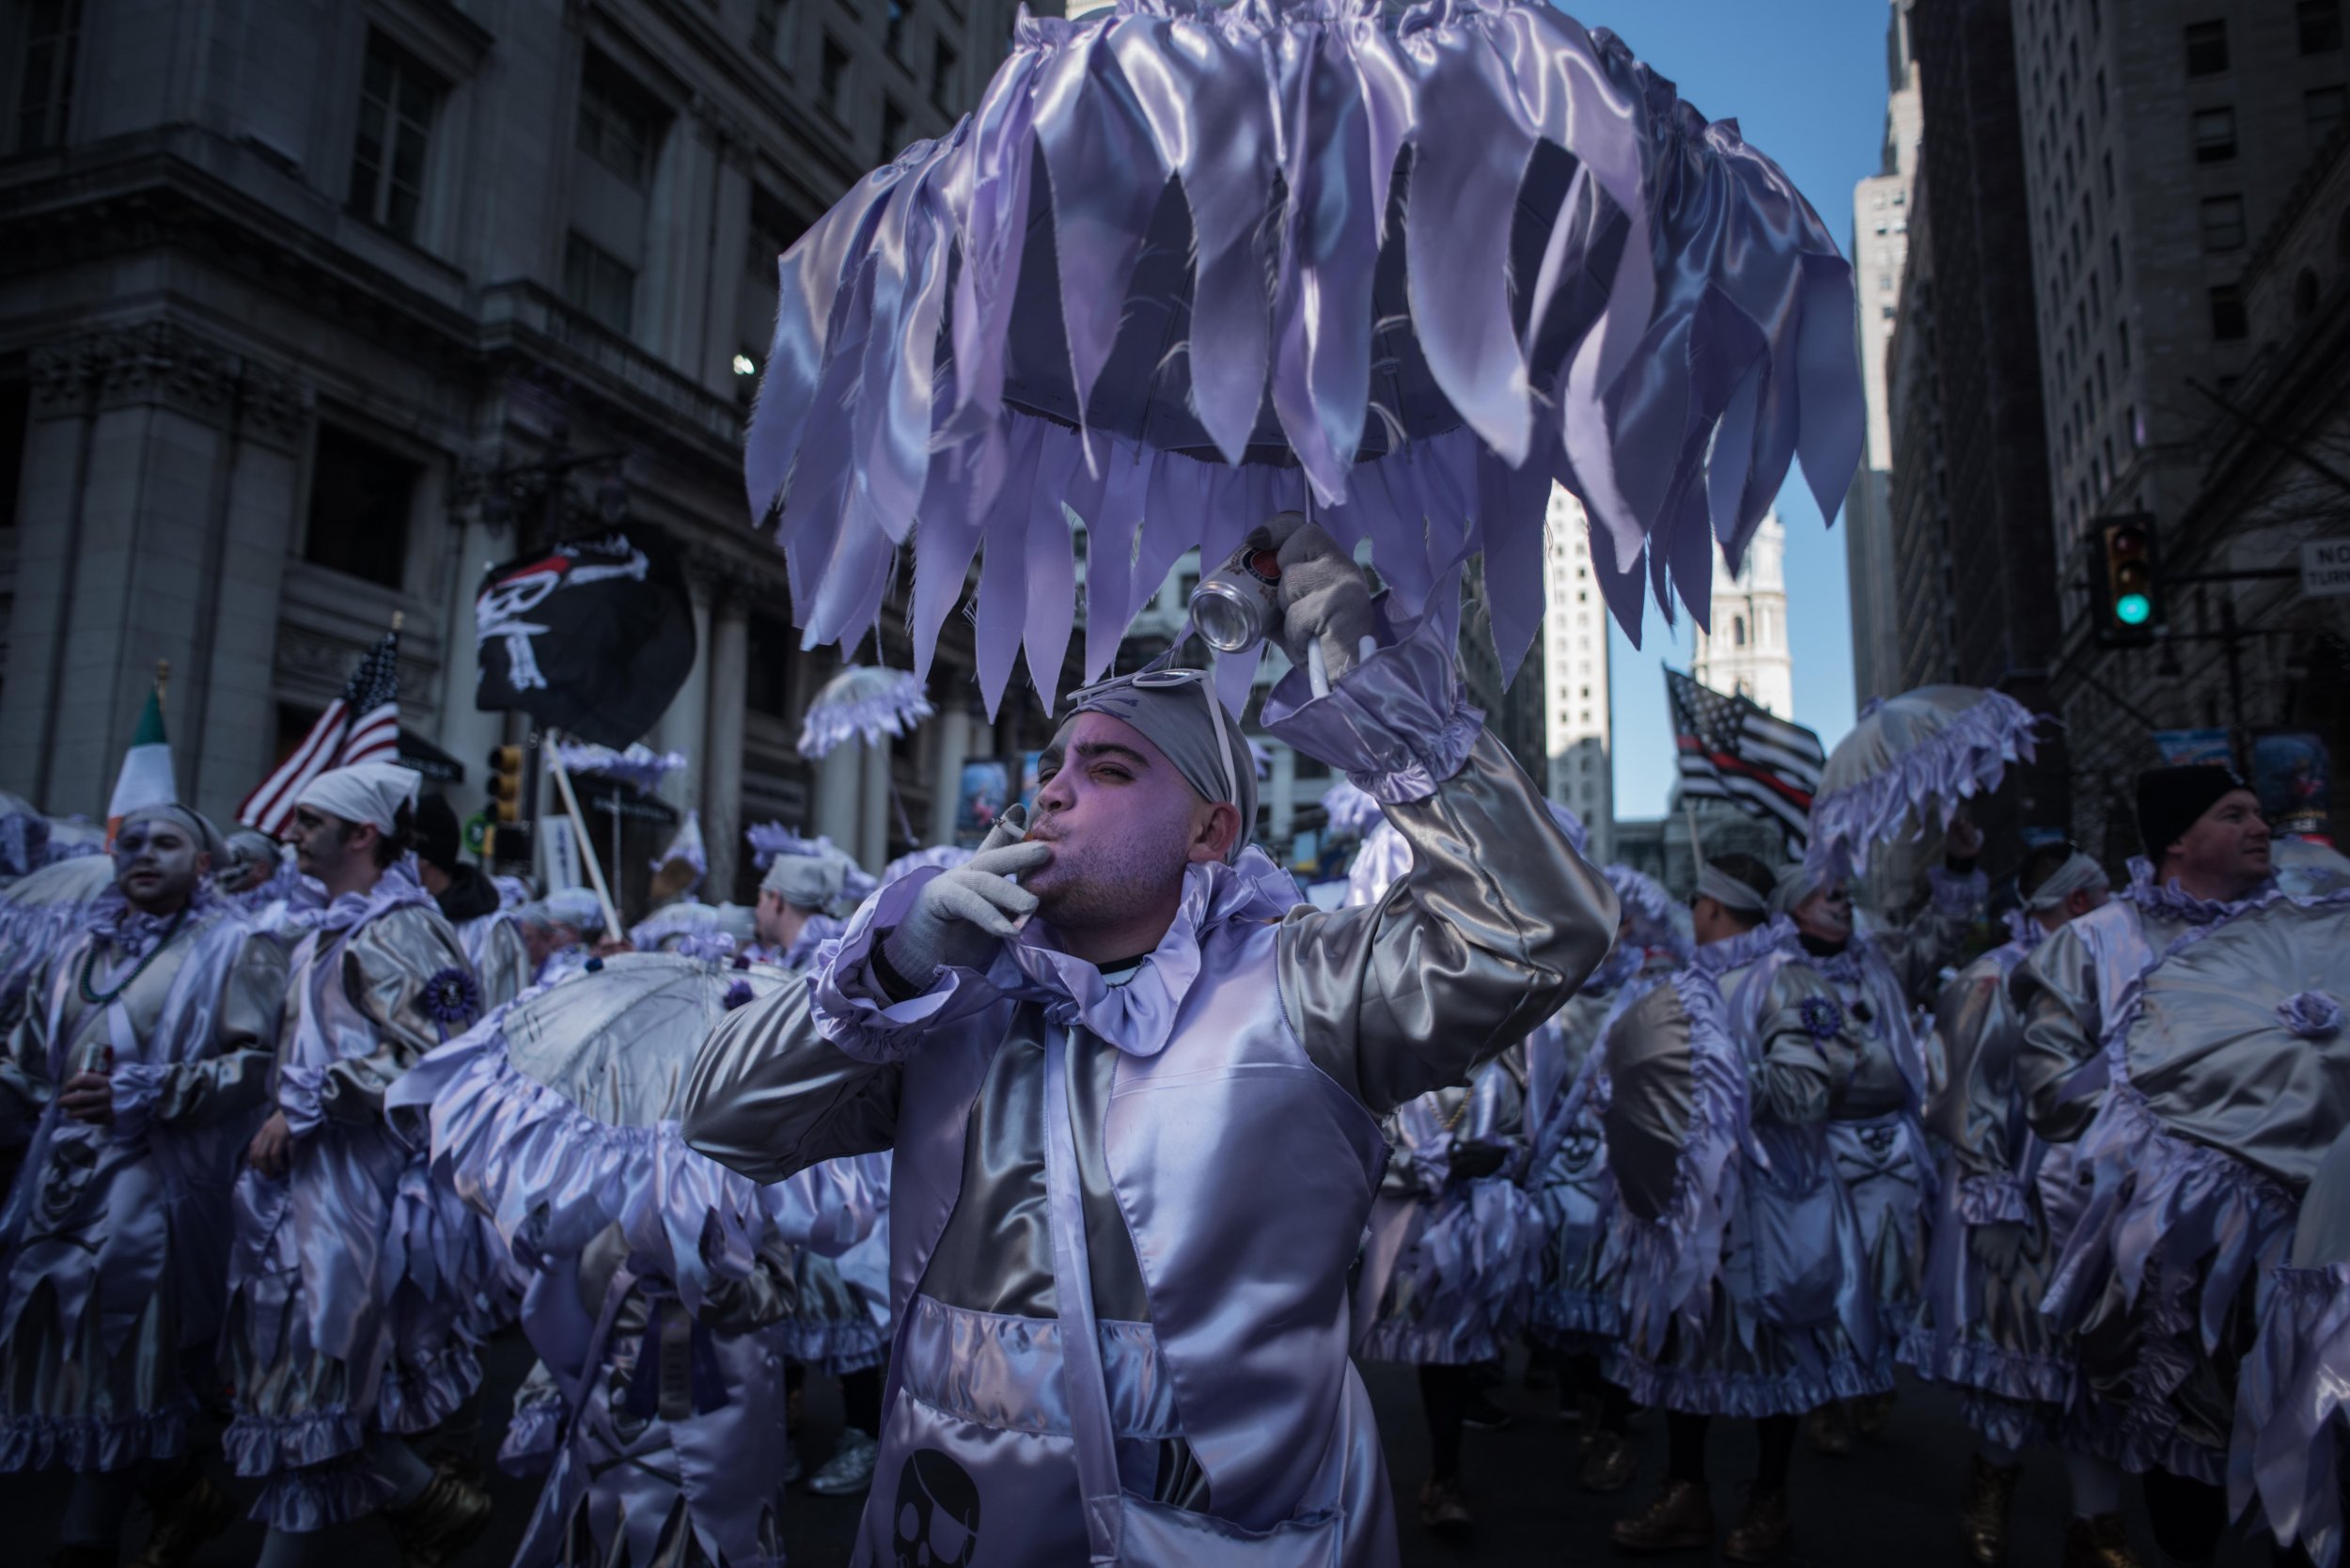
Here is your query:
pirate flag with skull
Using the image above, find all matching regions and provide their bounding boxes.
[474,528,697,748]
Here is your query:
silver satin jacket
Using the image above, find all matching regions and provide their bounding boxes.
[684,609,1615,1563]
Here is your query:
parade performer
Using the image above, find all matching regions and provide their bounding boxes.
[0,805,288,1568]
[744,845,852,971]
[1607,855,1883,1560]
[1527,865,1693,1496]
[1766,822,1985,1454]
[530,888,607,986]
[221,761,494,1566]
[389,952,886,1568]
[685,525,1614,1567]
[1904,842,2138,1568]
[2014,765,2350,1566]
[411,795,533,1010]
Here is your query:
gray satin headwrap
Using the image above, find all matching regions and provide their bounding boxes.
[1060,671,1257,862]
[2023,851,2108,912]
[760,850,849,911]
[1694,862,1769,916]
[118,802,227,866]
[1768,860,1833,917]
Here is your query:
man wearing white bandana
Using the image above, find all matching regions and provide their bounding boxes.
[2010,764,2350,1566]
[685,522,1614,1568]
[745,846,852,970]
[1904,844,2138,1568]
[0,804,288,1568]
[221,761,494,1568]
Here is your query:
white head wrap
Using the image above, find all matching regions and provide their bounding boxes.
[543,886,606,934]
[2024,850,2109,912]
[1768,860,1834,918]
[296,761,422,836]
[761,848,851,910]
[1694,862,1770,916]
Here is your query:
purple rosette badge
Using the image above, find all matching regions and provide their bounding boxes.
[1798,996,1843,1041]
[423,965,482,1038]
[2276,990,2342,1040]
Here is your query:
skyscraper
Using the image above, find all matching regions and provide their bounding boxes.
[1846,0,1925,707]
[1543,488,1614,862]
[1691,512,1794,720]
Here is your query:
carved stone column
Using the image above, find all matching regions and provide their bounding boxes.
[701,582,749,899]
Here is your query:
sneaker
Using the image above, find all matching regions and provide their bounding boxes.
[1804,1401,1853,1457]
[1418,1475,1473,1536]
[1610,1479,1714,1553]
[807,1428,880,1496]
[1722,1483,1793,1562]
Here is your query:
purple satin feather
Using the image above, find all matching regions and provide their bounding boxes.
[743,0,1860,716]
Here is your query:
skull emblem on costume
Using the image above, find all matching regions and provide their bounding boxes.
[893,1449,980,1568]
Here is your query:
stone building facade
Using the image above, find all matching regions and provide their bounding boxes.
[0,0,1041,902]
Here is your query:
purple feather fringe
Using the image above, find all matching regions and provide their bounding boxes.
[2233,1263,2350,1568]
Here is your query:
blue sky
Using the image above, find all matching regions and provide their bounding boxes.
[1583,0,1892,818]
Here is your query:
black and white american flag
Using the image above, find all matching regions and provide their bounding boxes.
[1666,667,1825,850]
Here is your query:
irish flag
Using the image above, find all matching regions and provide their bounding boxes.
[106,678,177,839]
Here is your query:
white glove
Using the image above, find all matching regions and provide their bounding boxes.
[880,808,1050,984]
[1265,516,1378,684]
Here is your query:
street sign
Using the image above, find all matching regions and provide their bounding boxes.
[2303,539,2350,597]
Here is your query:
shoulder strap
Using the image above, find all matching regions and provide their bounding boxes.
[1042,1023,1124,1566]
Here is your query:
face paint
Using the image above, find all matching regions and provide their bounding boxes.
[114,818,204,913]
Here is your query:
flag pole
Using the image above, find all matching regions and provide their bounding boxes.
[154,659,170,717]
[1683,795,1704,871]
[545,737,622,938]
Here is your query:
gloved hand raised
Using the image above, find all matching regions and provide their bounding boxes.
[1264,514,1378,685]
[880,808,1052,986]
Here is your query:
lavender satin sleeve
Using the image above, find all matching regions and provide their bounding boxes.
[1273,728,1616,1116]
[1747,964,1836,1128]
[2010,920,2105,1145]
[1929,955,2024,1193]
[1257,593,1483,804]
[314,909,472,1128]
[682,966,905,1185]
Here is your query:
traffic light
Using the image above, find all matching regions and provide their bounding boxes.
[486,744,526,824]
[2088,513,2161,647]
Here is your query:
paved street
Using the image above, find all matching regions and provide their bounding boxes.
[4,1332,2273,1567]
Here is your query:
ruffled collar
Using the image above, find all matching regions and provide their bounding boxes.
[86,881,217,958]
[2123,856,2278,925]
[290,855,436,938]
[783,914,847,974]
[227,856,306,915]
[989,846,1300,1058]
[2001,907,2049,952]
[1694,914,1795,976]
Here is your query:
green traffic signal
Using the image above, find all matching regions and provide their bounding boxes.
[2115,592,2152,625]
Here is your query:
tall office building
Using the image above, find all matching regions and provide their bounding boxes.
[1845,0,1925,708]
[2013,0,2349,850]
[1542,487,1612,862]
[1691,512,1794,719]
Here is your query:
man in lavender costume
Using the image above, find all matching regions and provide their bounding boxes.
[222,761,493,1568]
[684,524,1615,1567]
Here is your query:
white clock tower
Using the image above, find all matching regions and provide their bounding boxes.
[1690,511,1793,718]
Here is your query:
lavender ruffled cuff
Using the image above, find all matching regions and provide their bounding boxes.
[1955,1175,2031,1227]
[807,871,1005,1064]
[277,1065,327,1138]
[1928,865,1989,917]
[106,1061,171,1146]
[1260,596,1483,806]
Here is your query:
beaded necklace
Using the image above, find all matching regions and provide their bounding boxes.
[78,906,189,1007]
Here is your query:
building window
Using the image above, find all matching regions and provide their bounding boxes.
[2199,195,2246,252]
[306,426,417,589]
[751,0,788,60]
[2118,318,2130,368]
[821,37,851,121]
[563,231,636,335]
[576,54,660,187]
[1732,615,1747,648]
[14,0,81,153]
[885,0,907,60]
[348,34,438,243]
[2207,283,2248,340]
[880,98,906,157]
[2301,1,2343,55]
[932,38,960,111]
[747,186,804,279]
[2185,20,2229,76]
[2310,85,2348,147]
[2191,107,2236,163]
[745,612,799,717]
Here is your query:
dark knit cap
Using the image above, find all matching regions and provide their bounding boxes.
[2135,764,2248,861]
[413,792,463,873]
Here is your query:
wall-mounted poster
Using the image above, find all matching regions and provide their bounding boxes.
[1019,751,1044,815]
[957,758,1010,843]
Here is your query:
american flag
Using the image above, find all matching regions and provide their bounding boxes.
[239,630,402,835]
[1667,667,1825,850]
